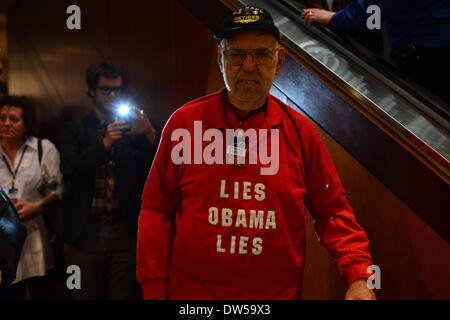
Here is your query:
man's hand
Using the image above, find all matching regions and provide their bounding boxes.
[103,120,129,151]
[345,278,376,300]
[300,8,335,27]
[16,201,41,222]
[127,107,157,146]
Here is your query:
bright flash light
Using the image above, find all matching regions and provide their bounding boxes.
[117,104,130,117]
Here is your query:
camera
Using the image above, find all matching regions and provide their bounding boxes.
[115,102,133,130]
[37,178,58,197]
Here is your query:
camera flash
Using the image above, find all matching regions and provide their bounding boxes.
[118,104,130,117]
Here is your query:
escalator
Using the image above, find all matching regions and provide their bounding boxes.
[178,0,449,243]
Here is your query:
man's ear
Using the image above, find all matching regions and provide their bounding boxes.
[275,47,286,76]
[87,89,95,98]
[217,45,224,73]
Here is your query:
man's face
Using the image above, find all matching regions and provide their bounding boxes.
[218,30,285,108]
[90,75,123,115]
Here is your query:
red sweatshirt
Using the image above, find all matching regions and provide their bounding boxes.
[137,88,373,300]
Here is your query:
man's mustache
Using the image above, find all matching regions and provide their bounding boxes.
[235,72,261,83]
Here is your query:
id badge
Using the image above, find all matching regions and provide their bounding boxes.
[8,187,18,204]
[226,128,248,166]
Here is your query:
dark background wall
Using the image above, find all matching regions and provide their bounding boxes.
[5,0,449,299]
[7,0,224,139]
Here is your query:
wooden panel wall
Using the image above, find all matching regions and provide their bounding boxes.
[0,14,7,59]
[7,0,224,143]
[6,0,449,300]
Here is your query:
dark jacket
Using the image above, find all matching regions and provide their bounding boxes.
[59,111,157,244]
[330,0,450,49]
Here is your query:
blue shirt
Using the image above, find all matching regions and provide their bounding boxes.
[330,0,450,48]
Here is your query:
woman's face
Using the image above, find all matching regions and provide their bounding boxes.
[0,105,27,141]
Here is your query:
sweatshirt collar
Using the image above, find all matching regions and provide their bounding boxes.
[203,88,284,129]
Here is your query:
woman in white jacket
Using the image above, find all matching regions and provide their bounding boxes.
[0,96,62,299]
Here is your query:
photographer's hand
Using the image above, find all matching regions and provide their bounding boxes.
[127,107,157,146]
[103,120,129,151]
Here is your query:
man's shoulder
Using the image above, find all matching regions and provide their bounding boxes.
[271,95,319,138]
[61,111,96,133]
[178,91,221,114]
[167,90,222,125]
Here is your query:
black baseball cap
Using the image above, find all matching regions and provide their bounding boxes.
[214,5,280,41]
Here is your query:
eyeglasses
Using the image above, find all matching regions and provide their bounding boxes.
[97,86,124,96]
[222,48,279,66]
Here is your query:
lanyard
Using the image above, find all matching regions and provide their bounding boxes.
[225,92,267,128]
[2,145,28,189]
[228,103,267,128]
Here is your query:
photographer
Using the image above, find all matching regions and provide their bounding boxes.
[59,61,157,300]
[0,96,62,299]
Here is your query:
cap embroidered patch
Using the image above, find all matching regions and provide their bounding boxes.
[233,6,264,24]
[214,5,280,41]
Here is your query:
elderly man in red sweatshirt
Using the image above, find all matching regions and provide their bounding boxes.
[137,5,375,300]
